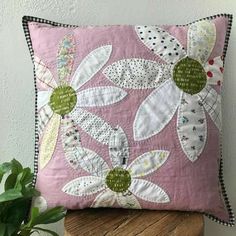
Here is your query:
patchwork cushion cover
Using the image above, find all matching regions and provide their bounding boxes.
[22,14,234,225]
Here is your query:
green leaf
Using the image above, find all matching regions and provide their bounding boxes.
[4,173,18,191]
[0,162,12,183]
[11,159,23,175]
[31,227,59,236]
[28,207,66,227]
[0,223,7,236]
[0,189,23,203]
[22,188,40,199]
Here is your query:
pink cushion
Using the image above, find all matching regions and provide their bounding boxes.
[22,14,234,226]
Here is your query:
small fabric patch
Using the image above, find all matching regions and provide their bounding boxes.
[173,57,207,95]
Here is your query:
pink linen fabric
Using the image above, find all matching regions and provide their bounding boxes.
[23,14,233,225]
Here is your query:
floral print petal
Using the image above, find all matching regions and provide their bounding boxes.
[76,86,127,107]
[61,116,82,169]
[133,80,182,141]
[198,85,221,130]
[57,34,76,83]
[127,150,169,178]
[187,20,216,64]
[177,93,207,162]
[92,189,116,208]
[38,104,53,138]
[129,179,170,203]
[70,108,113,145]
[62,176,106,196]
[205,56,224,86]
[70,45,112,91]
[109,126,129,168]
[135,26,186,64]
[34,56,57,89]
[38,90,52,110]
[39,113,61,169]
[117,192,141,209]
[103,58,171,89]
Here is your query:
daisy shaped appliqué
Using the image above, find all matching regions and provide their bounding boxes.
[36,34,127,169]
[103,20,222,162]
[62,127,170,208]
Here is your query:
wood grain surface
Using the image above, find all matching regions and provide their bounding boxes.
[64,208,204,236]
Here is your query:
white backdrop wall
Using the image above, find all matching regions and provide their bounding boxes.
[0,0,236,235]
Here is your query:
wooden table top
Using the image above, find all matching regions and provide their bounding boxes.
[64,208,204,236]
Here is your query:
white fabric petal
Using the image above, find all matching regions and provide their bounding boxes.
[187,20,216,64]
[70,108,113,145]
[76,86,127,107]
[39,114,61,169]
[109,126,129,169]
[38,104,53,138]
[71,45,112,90]
[135,26,186,64]
[205,56,224,86]
[177,93,207,162]
[117,192,141,209]
[128,150,169,178]
[34,56,57,89]
[198,85,221,130]
[133,80,182,141]
[38,90,52,110]
[62,176,106,196]
[103,58,171,89]
[92,189,116,208]
[129,179,170,203]
[74,147,110,177]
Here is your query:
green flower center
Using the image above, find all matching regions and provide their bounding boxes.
[173,57,207,95]
[106,167,131,193]
[49,86,77,116]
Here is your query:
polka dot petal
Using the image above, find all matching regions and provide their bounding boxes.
[135,26,186,64]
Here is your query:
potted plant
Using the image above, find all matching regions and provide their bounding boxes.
[0,159,66,236]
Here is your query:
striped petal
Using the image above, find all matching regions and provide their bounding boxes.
[187,20,216,64]
[205,56,224,86]
[62,176,106,196]
[70,108,113,145]
[117,192,141,209]
[128,150,169,178]
[39,114,61,169]
[109,127,129,169]
[38,90,52,110]
[34,56,57,89]
[177,93,207,162]
[198,85,221,130]
[135,26,186,64]
[133,80,181,141]
[73,147,110,177]
[38,104,53,138]
[103,58,171,89]
[57,34,76,83]
[129,179,170,203]
[71,45,112,91]
[92,189,116,208]
[76,86,127,107]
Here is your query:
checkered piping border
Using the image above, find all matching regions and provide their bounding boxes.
[22,14,234,226]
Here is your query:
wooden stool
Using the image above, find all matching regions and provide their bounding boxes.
[64,208,204,236]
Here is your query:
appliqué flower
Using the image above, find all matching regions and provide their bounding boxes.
[114,20,222,162]
[62,127,170,208]
[36,34,127,169]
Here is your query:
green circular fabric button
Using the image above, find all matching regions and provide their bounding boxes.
[173,57,207,95]
[49,86,77,116]
[106,167,131,193]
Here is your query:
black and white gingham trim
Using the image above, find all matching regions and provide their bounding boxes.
[22,14,234,226]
